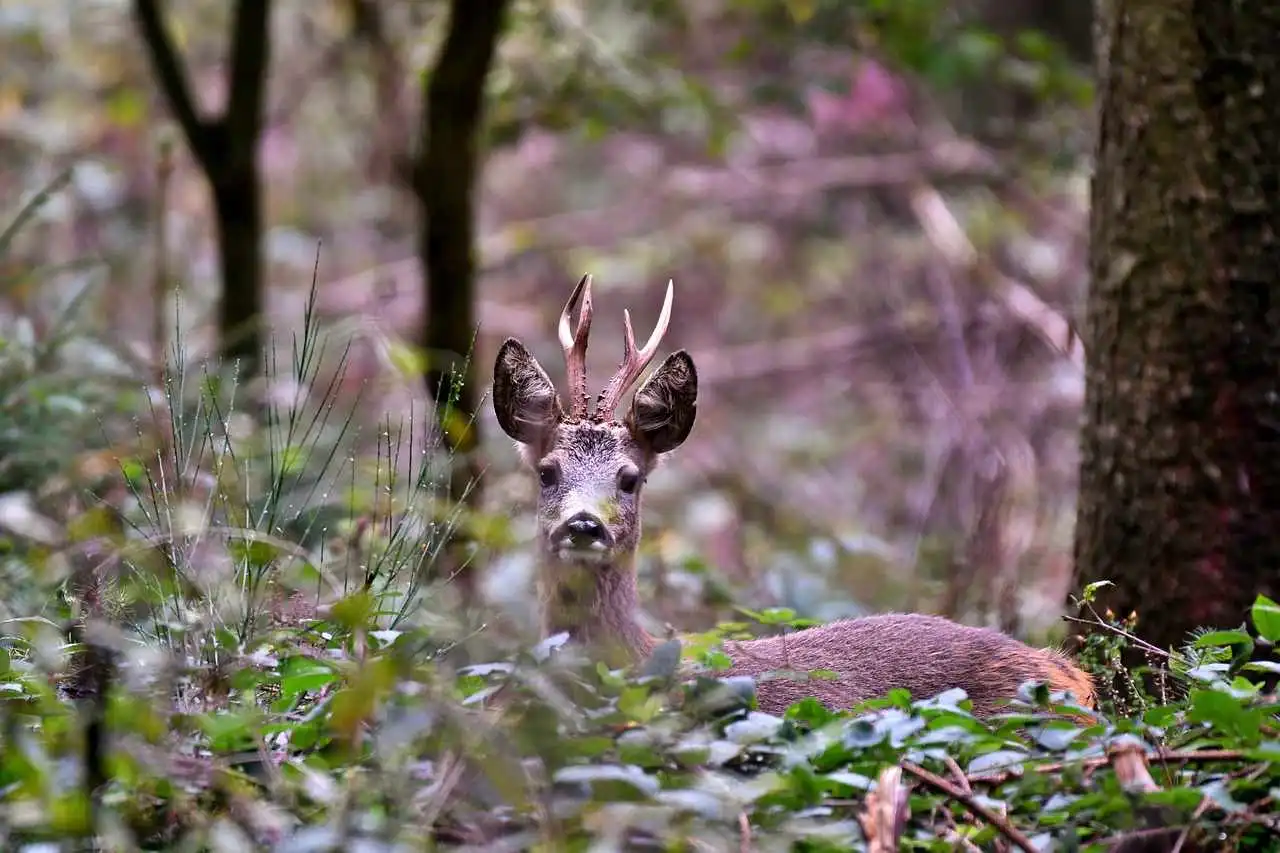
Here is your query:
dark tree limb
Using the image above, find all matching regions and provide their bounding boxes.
[131,0,273,377]
[131,0,214,166]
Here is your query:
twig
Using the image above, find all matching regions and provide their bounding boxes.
[1062,613,1171,659]
[152,136,173,387]
[967,748,1249,785]
[417,749,469,831]
[943,754,972,793]
[901,761,1038,853]
[738,811,751,853]
[1170,797,1211,853]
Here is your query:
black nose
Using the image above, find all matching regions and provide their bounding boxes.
[564,512,607,542]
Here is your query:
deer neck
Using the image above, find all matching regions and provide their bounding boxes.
[537,550,655,668]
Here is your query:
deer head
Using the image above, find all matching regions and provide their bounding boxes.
[492,275,697,661]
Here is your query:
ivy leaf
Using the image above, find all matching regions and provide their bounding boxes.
[553,764,660,798]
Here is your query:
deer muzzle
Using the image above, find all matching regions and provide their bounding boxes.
[550,510,615,563]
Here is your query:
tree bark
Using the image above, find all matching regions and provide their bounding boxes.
[1072,0,1280,655]
[413,0,512,603]
[212,170,264,372]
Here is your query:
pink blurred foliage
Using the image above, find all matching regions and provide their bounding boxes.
[805,58,912,135]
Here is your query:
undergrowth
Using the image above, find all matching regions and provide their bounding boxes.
[2,203,1279,853]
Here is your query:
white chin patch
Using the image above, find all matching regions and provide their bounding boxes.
[554,540,612,564]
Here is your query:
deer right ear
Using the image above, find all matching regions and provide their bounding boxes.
[627,350,697,454]
[493,338,563,444]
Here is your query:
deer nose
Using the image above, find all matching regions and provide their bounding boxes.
[563,512,607,544]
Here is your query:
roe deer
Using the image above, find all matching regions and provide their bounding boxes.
[492,275,1095,717]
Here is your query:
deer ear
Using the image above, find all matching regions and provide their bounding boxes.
[493,338,563,444]
[627,350,697,454]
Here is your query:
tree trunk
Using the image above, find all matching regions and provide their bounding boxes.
[413,0,511,605]
[1072,0,1280,656]
[212,170,263,375]
[133,0,271,380]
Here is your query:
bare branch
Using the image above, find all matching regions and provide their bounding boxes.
[901,761,1038,853]
[131,0,213,166]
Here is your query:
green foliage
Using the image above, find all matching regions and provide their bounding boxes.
[4,583,1280,849]
[0,170,139,497]
[1,279,1277,848]
[2,273,1272,848]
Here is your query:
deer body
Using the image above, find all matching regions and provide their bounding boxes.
[493,276,1095,717]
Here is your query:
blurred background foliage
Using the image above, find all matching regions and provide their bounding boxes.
[1,0,1092,649]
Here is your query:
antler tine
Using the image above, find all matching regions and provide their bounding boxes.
[558,274,594,419]
[594,279,674,420]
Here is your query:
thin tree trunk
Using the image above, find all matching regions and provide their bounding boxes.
[212,171,264,372]
[413,0,512,604]
[1072,0,1280,656]
[133,0,271,379]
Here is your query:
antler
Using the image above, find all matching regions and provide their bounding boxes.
[559,274,594,419]
[594,279,674,421]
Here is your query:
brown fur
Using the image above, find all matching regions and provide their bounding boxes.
[493,278,1095,718]
[716,613,1095,716]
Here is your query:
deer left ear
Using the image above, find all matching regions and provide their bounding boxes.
[626,350,697,454]
[493,338,563,445]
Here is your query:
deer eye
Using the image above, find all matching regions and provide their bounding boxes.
[617,468,640,495]
[538,463,560,489]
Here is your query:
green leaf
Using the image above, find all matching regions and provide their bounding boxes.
[785,697,839,728]
[553,764,660,798]
[1193,629,1254,650]
[1143,788,1203,812]
[968,749,1027,775]
[1243,660,1280,675]
[725,711,783,744]
[1080,580,1113,603]
[699,649,735,671]
[198,709,261,753]
[758,607,797,625]
[1251,594,1280,643]
[330,589,374,629]
[1187,689,1263,744]
[280,657,339,699]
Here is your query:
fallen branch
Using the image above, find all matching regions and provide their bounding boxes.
[901,760,1039,853]
[967,748,1249,786]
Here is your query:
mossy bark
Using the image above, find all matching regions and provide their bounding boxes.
[1073,0,1280,654]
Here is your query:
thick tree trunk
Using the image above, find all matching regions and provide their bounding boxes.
[1072,0,1280,655]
